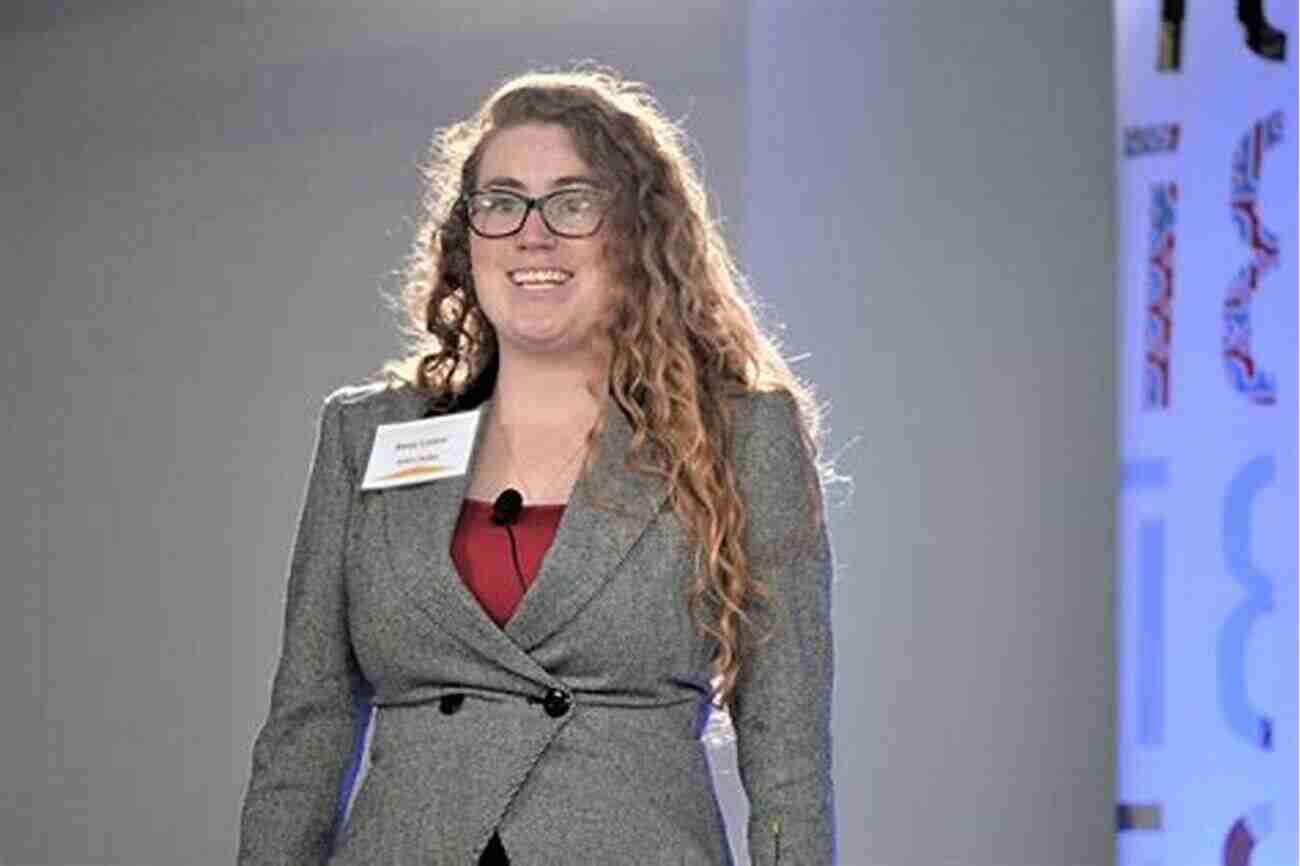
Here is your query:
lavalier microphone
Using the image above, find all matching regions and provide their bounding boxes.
[491,488,528,595]
[491,488,524,526]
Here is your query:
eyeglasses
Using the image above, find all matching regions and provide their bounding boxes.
[462,187,613,238]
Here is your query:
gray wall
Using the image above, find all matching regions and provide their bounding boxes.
[743,3,1118,858]
[741,3,1116,864]
[0,2,1114,865]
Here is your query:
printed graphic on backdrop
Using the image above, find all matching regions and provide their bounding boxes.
[1146,183,1177,409]
[1125,121,1182,157]
[1240,0,1288,61]
[1225,111,1283,405]
[1223,805,1273,866]
[1218,455,1277,750]
[1117,1,1296,864]
[1157,0,1288,71]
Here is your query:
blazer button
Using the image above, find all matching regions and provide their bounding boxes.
[541,688,571,718]
[439,694,465,715]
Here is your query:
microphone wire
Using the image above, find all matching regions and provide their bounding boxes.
[502,525,526,596]
[491,488,528,595]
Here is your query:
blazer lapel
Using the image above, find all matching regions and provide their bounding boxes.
[504,399,668,651]
[378,398,548,683]
[377,390,668,671]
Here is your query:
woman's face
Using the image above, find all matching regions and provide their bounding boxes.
[468,123,618,363]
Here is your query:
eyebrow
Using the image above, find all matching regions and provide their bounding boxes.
[479,175,601,191]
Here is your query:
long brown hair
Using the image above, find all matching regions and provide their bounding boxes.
[386,68,824,710]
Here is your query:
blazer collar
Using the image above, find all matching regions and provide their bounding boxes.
[378,392,668,683]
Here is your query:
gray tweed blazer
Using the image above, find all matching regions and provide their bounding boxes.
[237,383,835,865]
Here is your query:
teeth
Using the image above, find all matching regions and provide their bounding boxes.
[509,269,572,286]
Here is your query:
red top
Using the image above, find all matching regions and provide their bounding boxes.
[449,498,565,627]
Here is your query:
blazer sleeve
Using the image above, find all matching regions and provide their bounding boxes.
[731,392,836,865]
[238,392,363,865]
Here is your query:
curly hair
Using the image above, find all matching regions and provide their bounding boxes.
[385,67,824,711]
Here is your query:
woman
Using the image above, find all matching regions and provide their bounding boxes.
[237,69,835,865]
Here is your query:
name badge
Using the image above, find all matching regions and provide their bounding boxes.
[361,409,481,490]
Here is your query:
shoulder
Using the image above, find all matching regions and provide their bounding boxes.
[315,380,432,470]
[726,388,823,507]
[727,388,813,466]
[321,379,429,424]
[727,389,829,558]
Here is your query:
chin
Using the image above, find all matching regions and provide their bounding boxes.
[507,329,577,354]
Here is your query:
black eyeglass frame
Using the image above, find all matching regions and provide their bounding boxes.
[460,187,614,239]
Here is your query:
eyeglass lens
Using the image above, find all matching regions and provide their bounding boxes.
[467,189,607,237]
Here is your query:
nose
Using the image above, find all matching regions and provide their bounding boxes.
[515,203,555,247]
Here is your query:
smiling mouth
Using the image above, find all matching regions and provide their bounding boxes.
[508,268,573,287]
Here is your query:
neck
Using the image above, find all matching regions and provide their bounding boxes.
[490,347,606,430]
